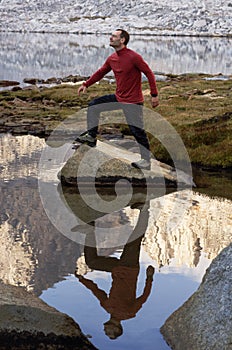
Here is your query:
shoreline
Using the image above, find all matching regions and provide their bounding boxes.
[1,30,232,38]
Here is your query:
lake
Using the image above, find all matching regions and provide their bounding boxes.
[0,32,231,350]
[0,33,232,85]
[0,132,231,350]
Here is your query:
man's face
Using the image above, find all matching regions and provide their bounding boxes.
[110,30,124,48]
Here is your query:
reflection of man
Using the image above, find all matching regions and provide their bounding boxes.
[75,203,155,339]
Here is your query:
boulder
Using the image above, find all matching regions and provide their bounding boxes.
[0,80,20,87]
[59,141,193,188]
[160,243,232,350]
[0,282,97,349]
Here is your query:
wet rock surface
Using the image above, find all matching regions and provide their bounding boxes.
[0,282,97,350]
[160,243,232,350]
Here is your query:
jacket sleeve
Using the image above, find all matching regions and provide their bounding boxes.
[134,54,158,96]
[134,277,153,312]
[84,59,112,88]
[79,277,108,302]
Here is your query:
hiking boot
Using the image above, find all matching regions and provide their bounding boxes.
[74,131,97,147]
[131,159,151,170]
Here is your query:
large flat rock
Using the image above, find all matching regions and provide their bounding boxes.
[59,141,193,188]
[0,282,97,349]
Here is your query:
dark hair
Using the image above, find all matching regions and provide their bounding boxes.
[116,29,130,45]
[104,321,123,339]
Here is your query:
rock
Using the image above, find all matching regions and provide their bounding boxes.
[0,282,97,349]
[160,243,232,350]
[0,80,20,87]
[23,78,38,85]
[11,86,22,91]
[58,141,186,187]
[12,97,30,106]
[23,78,45,85]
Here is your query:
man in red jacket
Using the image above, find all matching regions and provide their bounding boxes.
[75,202,155,339]
[76,29,159,170]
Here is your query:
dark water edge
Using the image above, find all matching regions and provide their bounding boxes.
[192,166,232,200]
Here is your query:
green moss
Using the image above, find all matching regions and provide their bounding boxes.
[0,75,231,168]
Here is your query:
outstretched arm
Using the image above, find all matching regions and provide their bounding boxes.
[76,274,108,303]
[135,265,155,310]
[78,59,111,96]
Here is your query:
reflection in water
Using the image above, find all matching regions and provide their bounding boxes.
[75,202,153,340]
[0,133,232,349]
[0,134,82,294]
[0,32,231,84]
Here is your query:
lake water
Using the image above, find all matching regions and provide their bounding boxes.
[0,33,231,349]
[0,133,231,350]
[0,32,232,85]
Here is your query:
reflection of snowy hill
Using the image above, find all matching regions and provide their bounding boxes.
[142,190,232,267]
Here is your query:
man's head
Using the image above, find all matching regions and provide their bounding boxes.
[110,29,130,50]
[104,319,123,339]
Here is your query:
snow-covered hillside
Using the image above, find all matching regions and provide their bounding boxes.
[0,0,231,36]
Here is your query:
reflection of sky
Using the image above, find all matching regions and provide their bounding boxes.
[0,33,232,84]
[40,246,210,350]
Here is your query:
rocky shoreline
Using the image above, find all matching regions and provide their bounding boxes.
[0,0,232,37]
[0,73,231,169]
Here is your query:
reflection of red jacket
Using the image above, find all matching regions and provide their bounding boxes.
[79,266,153,321]
[84,47,158,104]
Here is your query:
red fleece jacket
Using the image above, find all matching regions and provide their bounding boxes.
[79,266,153,321]
[84,47,158,104]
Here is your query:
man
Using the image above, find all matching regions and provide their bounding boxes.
[75,201,155,339]
[76,29,159,170]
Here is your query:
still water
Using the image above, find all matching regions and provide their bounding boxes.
[0,133,231,350]
[0,32,232,85]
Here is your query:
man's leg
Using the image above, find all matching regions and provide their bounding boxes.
[119,203,149,267]
[122,104,151,169]
[75,94,118,146]
[83,221,120,272]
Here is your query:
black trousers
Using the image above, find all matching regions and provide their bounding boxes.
[84,204,150,272]
[87,94,150,161]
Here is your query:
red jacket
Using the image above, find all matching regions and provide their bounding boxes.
[84,47,158,104]
[79,266,153,321]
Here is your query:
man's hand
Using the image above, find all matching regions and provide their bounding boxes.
[151,96,159,108]
[78,83,87,96]
[146,265,155,280]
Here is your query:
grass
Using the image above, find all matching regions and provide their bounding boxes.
[142,76,232,167]
[0,75,231,168]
